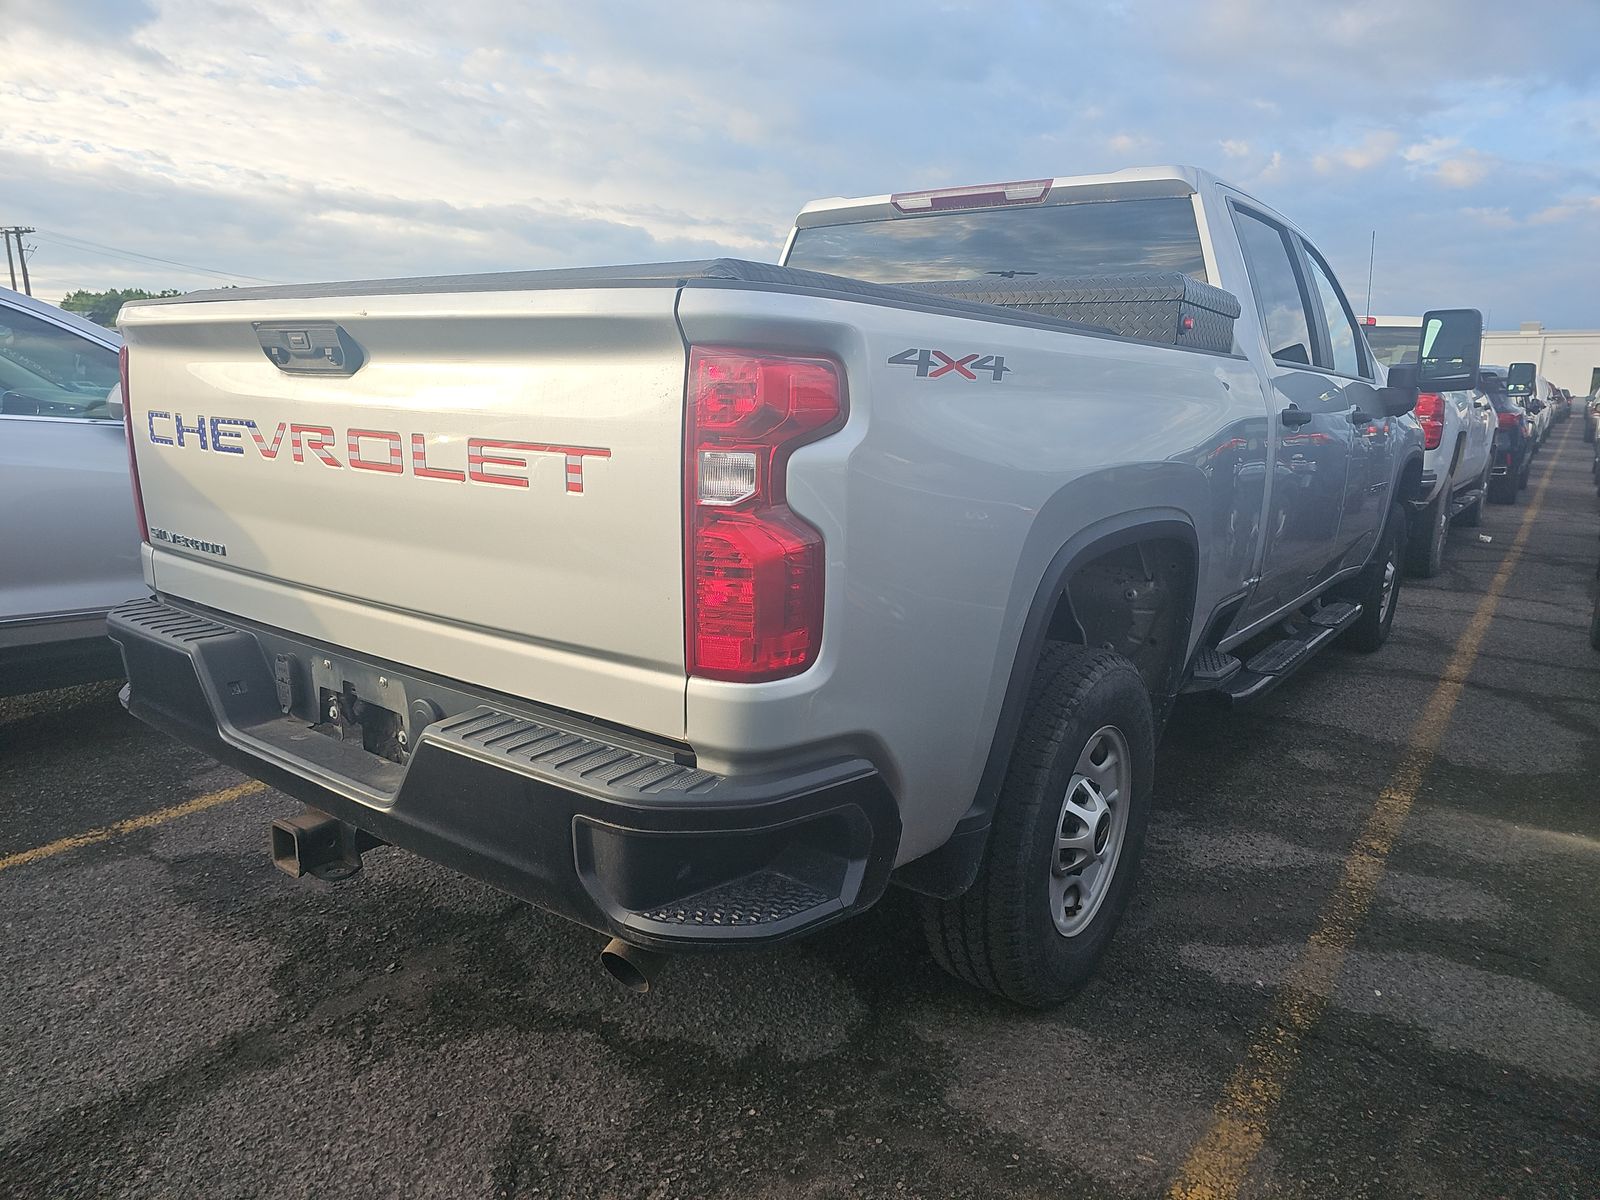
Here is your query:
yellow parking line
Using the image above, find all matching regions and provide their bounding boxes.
[0,780,268,873]
[1167,435,1568,1200]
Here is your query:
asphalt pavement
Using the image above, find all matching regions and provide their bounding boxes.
[2,421,1596,1199]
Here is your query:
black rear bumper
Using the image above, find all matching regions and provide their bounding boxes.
[108,597,900,950]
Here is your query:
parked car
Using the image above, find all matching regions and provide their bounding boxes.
[1363,315,1494,575]
[1585,391,1599,444]
[1481,366,1534,504]
[111,166,1472,1006]
[0,287,144,697]
[1506,364,1550,447]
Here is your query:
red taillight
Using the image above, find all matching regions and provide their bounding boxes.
[686,348,843,682]
[1497,410,1522,431]
[1415,392,1444,450]
[119,345,149,544]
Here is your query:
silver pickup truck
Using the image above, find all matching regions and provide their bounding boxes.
[110,166,1483,1006]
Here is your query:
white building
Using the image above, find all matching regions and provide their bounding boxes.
[1481,323,1600,396]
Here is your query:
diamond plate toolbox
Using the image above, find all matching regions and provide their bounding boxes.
[904,272,1241,355]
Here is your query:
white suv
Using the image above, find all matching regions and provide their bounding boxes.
[1364,316,1495,577]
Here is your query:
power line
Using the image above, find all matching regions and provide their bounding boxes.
[30,228,282,285]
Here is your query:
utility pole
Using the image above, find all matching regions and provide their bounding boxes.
[1363,230,1375,321]
[1,227,36,295]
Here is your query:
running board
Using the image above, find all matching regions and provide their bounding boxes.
[1184,602,1363,705]
[1448,488,1484,518]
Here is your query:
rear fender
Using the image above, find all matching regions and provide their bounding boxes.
[892,512,1197,898]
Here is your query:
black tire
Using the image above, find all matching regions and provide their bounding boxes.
[1405,489,1448,577]
[1341,504,1405,653]
[919,644,1154,1008]
[1457,461,1490,528]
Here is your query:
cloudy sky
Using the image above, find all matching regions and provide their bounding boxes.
[3,0,1597,327]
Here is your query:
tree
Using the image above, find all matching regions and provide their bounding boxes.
[60,288,183,328]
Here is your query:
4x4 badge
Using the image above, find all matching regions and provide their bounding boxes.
[888,347,1011,381]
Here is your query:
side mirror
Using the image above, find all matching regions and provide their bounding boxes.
[1416,308,1484,392]
[1379,361,1419,416]
[1506,362,1536,396]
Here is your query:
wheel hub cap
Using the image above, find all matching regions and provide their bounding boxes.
[1050,725,1132,938]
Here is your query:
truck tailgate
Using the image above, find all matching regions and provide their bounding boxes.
[119,287,689,739]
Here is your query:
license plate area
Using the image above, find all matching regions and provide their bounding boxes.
[317,683,408,764]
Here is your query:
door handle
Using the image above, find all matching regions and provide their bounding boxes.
[1348,409,1375,425]
[1280,406,1314,427]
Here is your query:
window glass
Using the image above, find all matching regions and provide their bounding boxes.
[1365,326,1419,367]
[784,196,1208,284]
[1302,248,1364,376]
[1231,209,1314,366]
[0,307,120,419]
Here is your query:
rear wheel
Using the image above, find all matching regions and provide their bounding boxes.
[919,644,1154,1008]
[1406,488,1449,577]
[1342,504,1405,653]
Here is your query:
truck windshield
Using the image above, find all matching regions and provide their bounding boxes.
[784,196,1207,284]
[1365,326,1421,367]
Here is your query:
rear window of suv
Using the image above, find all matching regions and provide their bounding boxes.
[784,196,1208,284]
[1365,325,1419,367]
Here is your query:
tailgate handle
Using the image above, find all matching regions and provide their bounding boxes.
[254,322,364,376]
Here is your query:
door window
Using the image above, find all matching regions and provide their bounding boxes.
[1232,208,1315,367]
[0,307,120,420]
[1301,245,1367,378]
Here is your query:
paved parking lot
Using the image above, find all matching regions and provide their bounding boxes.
[3,423,1597,1200]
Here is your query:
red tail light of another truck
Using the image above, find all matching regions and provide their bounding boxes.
[119,345,150,544]
[685,348,843,681]
[1415,392,1444,450]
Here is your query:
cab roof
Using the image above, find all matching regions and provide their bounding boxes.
[793,165,1268,229]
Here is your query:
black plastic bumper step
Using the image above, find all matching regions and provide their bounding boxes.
[641,870,833,928]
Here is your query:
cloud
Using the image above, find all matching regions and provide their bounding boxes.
[0,0,1596,327]
[1312,130,1402,174]
[1434,152,1492,188]
[1529,196,1600,224]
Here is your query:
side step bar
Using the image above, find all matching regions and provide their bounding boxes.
[1182,601,1363,705]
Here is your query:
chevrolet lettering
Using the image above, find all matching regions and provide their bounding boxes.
[144,411,611,493]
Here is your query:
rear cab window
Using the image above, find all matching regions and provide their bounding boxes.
[1230,208,1315,367]
[783,196,1208,284]
[1299,243,1369,378]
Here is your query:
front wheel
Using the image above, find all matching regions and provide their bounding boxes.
[919,644,1154,1008]
[1341,503,1405,653]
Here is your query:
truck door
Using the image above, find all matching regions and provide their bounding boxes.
[1230,207,1356,624]
[1296,239,1389,560]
